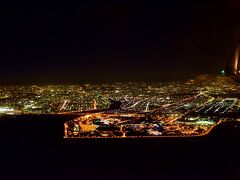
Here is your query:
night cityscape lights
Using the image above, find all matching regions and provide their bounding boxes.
[0,77,239,138]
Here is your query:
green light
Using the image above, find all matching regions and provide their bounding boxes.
[221,69,225,75]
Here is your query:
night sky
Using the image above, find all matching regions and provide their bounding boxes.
[0,0,240,85]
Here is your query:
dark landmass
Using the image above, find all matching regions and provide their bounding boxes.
[0,115,240,180]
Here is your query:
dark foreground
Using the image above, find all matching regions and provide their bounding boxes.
[0,115,240,180]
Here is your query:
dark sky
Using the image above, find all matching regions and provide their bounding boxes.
[0,0,240,85]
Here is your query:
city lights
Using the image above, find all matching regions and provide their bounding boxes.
[0,78,239,138]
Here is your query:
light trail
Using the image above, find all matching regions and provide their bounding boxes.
[60,100,68,110]
[130,100,143,108]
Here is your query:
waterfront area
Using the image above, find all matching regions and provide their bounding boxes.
[64,112,222,138]
[0,76,239,138]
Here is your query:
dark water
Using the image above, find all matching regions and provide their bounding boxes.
[0,115,240,180]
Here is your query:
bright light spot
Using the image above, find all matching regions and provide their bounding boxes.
[0,107,14,113]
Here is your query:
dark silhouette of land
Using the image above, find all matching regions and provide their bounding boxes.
[0,115,240,180]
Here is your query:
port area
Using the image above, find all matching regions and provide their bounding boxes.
[64,111,227,138]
